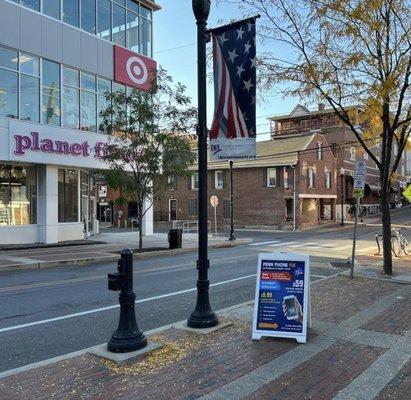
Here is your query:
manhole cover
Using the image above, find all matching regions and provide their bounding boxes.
[330,261,351,268]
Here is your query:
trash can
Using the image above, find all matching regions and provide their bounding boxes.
[168,229,183,249]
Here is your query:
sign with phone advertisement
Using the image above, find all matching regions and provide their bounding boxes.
[252,253,310,343]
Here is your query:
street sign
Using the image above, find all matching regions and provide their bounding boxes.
[210,195,219,208]
[403,184,411,202]
[355,158,366,176]
[353,159,366,198]
[99,185,108,198]
[252,252,310,344]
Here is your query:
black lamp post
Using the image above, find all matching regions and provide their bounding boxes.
[188,0,218,329]
[340,166,345,226]
[229,160,236,241]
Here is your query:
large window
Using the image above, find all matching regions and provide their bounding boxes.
[214,171,224,189]
[81,0,96,33]
[63,67,80,129]
[188,199,197,216]
[21,0,40,11]
[80,72,97,131]
[112,3,126,46]
[43,0,60,19]
[97,77,111,132]
[42,60,61,125]
[63,0,80,27]
[19,53,40,122]
[0,47,40,121]
[0,165,37,226]
[13,1,153,56]
[58,169,79,223]
[97,0,112,41]
[0,46,18,119]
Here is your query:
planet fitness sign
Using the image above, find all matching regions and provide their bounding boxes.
[114,46,157,92]
[14,131,106,159]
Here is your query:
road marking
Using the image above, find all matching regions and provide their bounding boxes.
[249,240,280,246]
[267,241,298,247]
[0,274,256,334]
[0,271,338,334]
[289,242,318,248]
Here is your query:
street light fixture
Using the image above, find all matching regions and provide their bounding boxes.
[188,0,218,329]
[340,166,345,226]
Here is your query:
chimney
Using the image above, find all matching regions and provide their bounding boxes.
[318,103,325,111]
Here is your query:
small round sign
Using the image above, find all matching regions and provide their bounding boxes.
[210,195,219,208]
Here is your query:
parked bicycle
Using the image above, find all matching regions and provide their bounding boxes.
[375,227,409,257]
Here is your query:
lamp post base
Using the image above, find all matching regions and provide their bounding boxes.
[108,330,147,353]
[188,311,219,329]
[187,278,219,328]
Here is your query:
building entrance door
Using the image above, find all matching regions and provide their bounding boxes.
[169,199,177,221]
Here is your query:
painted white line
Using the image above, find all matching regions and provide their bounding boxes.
[0,274,257,334]
[249,240,280,246]
[267,241,299,247]
[289,242,318,248]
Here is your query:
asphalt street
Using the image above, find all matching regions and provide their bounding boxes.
[0,208,409,373]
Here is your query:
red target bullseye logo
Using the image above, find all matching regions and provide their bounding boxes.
[114,46,157,92]
[126,56,148,85]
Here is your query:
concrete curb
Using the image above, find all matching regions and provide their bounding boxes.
[0,239,249,273]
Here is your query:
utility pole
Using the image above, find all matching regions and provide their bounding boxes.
[188,0,218,329]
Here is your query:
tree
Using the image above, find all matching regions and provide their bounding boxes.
[100,68,197,250]
[223,0,411,275]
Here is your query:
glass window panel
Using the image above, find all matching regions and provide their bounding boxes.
[127,0,139,13]
[97,77,111,94]
[19,53,39,76]
[20,75,40,122]
[80,91,96,131]
[97,0,111,41]
[81,72,96,91]
[0,46,18,70]
[65,170,78,222]
[21,0,40,11]
[43,0,61,19]
[0,69,18,118]
[127,11,139,52]
[63,66,79,87]
[0,166,11,226]
[139,4,151,20]
[140,17,151,56]
[112,82,125,94]
[98,95,110,133]
[63,86,80,128]
[81,0,96,34]
[42,60,61,126]
[43,60,60,88]
[112,4,126,47]
[63,0,79,27]
[113,0,126,6]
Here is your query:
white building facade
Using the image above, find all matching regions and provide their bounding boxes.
[0,0,159,244]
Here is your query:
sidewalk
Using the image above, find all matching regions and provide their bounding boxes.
[0,272,409,399]
[0,232,247,272]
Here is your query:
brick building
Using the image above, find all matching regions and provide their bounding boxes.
[154,133,337,230]
[268,104,407,218]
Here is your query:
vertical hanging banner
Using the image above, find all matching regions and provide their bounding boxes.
[209,17,258,160]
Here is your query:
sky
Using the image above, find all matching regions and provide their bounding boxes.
[153,0,298,141]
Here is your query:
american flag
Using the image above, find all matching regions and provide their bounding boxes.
[210,18,256,159]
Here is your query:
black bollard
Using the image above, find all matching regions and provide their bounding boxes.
[107,248,147,353]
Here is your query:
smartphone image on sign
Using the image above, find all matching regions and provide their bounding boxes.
[283,295,298,320]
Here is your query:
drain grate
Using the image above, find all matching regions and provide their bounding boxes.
[330,261,351,268]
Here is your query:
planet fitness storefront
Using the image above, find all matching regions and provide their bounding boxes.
[0,0,159,245]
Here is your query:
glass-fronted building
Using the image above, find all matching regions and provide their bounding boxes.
[0,0,160,244]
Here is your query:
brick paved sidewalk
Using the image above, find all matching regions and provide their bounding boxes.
[0,275,410,400]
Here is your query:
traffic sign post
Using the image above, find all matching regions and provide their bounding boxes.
[351,159,366,278]
[210,195,219,236]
